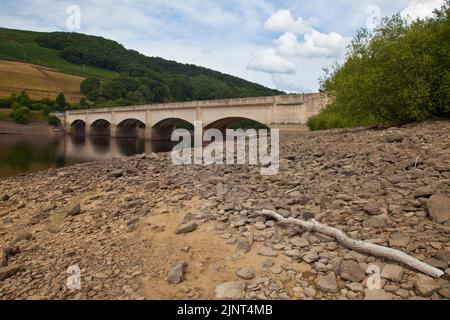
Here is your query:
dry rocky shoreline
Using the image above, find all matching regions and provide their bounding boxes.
[0,120,449,300]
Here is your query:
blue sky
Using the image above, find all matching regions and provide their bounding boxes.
[0,0,445,92]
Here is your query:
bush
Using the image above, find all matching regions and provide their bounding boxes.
[47,115,61,127]
[0,97,13,108]
[56,92,66,109]
[17,90,31,107]
[11,102,21,110]
[307,102,379,131]
[316,2,450,130]
[79,97,88,107]
[42,106,51,116]
[12,106,31,124]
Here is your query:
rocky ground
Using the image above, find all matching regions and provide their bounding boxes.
[0,120,449,300]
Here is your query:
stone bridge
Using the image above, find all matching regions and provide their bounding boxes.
[53,93,328,140]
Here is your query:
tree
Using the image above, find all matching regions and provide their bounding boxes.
[18,90,31,107]
[136,85,154,102]
[12,106,31,124]
[125,91,146,105]
[80,78,100,95]
[47,115,61,127]
[309,1,450,130]
[79,97,88,107]
[43,106,51,116]
[56,92,67,109]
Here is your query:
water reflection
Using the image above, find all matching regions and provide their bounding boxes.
[0,134,177,179]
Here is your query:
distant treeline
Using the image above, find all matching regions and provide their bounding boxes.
[308,1,450,130]
[35,32,282,108]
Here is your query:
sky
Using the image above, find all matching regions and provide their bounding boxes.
[0,0,446,93]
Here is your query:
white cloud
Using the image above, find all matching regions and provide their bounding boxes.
[247,49,297,74]
[248,8,350,92]
[4,0,443,94]
[401,0,445,20]
[264,9,318,34]
[275,31,349,58]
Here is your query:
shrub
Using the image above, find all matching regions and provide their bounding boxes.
[11,102,21,110]
[56,92,66,109]
[316,2,450,129]
[12,106,31,124]
[47,115,61,127]
[42,106,51,116]
[0,97,13,108]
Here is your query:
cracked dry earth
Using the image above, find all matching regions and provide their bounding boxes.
[0,120,449,300]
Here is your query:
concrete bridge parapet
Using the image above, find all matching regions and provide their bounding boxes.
[52,93,329,141]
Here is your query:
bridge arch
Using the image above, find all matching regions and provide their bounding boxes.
[116,118,146,139]
[204,117,269,132]
[70,119,86,136]
[151,118,194,141]
[90,119,111,137]
[202,106,270,129]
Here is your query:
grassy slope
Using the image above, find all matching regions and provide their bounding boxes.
[0,28,118,80]
[0,60,85,103]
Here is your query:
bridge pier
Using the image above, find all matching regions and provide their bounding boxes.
[144,128,152,140]
[85,125,91,137]
[110,124,117,138]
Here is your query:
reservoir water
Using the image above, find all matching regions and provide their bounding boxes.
[0,134,176,179]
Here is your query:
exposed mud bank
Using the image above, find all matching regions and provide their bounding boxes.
[0,121,62,136]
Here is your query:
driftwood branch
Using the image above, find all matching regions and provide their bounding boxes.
[258,210,444,278]
[285,187,300,195]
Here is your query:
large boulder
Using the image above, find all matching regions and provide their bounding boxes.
[167,262,187,285]
[414,186,434,198]
[67,203,81,216]
[215,281,245,299]
[0,250,7,267]
[339,260,365,282]
[235,267,255,280]
[236,239,252,253]
[427,193,450,224]
[175,222,198,235]
[0,264,21,281]
[381,264,404,282]
[316,272,338,293]
[364,289,393,300]
[415,274,441,297]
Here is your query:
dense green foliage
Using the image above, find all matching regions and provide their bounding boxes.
[35,31,281,105]
[12,106,31,124]
[308,2,450,130]
[0,91,60,111]
[0,28,118,79]
[56,92,67,108]
[0,27,282,109]
[0,91,73,125]
[47,115,61,127]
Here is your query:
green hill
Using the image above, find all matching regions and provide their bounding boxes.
[0,27,282,107]
[0,28,118,80]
